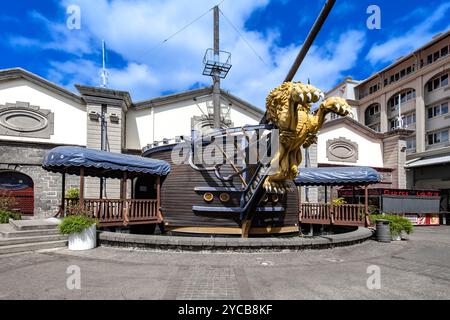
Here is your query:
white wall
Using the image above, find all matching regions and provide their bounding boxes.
[126,96,262,150]
[0,79,86,145]
[317,125,384,167]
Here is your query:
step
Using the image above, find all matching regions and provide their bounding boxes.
[194,187,241,193]
[9,218,60,231]
[192,206,285,213]
[0,240,67,255]
[0,227,60,238]
[0,234,68,246]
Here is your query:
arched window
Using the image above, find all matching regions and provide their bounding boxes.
[364,103,380,126]
[426,72,449,93]
[387,89,416,111]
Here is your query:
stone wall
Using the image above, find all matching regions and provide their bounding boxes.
[0,141,78,218]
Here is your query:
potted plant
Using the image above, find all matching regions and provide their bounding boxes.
[58,213,97,250]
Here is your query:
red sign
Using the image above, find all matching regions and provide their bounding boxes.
[382,189,440,198]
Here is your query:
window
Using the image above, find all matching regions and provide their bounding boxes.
[428,102,449,118]
[406,138,416,150]
[434,78,440,90]
[434,51,440,62]
[400,69,406,77]
[442,74,449,87]
[390,75,394,83]
[442,46,449,57]
[388,89,415,110]
[384,79,388,86]
[390,119,399,130]
[428,130,449,145]
[406,66,412,74]
[395,73,400,81]
[427,54,433,64]
[368,104,379,116]
[428,73,449,92]
[404,113,416,126]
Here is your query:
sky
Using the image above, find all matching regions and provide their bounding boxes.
[1,0,450,109]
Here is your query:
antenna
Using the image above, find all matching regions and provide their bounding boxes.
[100,40,108,88]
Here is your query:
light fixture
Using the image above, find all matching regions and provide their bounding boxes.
[88,110,100,121]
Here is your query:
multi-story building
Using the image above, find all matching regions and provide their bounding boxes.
[325,30,450,213]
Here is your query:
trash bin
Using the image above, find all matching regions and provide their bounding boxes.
[376,219,391,243]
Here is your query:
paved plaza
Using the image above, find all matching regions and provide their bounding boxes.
[0,226,449,300]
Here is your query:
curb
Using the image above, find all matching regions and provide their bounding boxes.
[98,227,373,251]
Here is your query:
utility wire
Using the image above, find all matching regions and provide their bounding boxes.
[138,6,213,59]
[219,8,269,68]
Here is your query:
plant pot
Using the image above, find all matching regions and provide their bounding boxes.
[68,224,97,250]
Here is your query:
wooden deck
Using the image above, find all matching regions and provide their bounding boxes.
[64,198,161,227]
[300,203,367,227]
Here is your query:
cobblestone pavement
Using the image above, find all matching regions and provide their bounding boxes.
[0,226,449,300]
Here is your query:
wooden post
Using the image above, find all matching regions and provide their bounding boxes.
[122,172,128,226]
[364,185,369,227]
[156,176,163,222]
[330,186,334,225]
[79,167,85,208]
[60,172,66,217]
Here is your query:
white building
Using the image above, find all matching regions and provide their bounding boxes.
[0,68,263,217]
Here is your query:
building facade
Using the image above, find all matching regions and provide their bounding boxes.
[0,68,263,217]
[324,30,450,213]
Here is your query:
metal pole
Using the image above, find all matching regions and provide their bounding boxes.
[213,5,221,128]
[398,93,403,129]
[61,172,66,216]
[284,0,336,82]
[100,104,107,198]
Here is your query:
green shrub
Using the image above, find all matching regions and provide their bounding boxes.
[0,193,17,211]
[370,213,413,236]
[0,210,21,224]
[332,197,347,205]
[65,188,80,199]
[58,214,97,235]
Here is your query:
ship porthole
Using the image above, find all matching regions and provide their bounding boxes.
[219,193,230,202]
[271,194,279,203]
[203,192,214,202]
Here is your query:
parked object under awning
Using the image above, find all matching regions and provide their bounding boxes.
[42,146,171,178]
[294,166,381,186]
[405,155,450,168]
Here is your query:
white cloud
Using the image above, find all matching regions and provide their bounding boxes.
[8,0,365,108]
[367,2,450,65]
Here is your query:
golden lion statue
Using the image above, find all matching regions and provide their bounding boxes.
[263,82,352,192]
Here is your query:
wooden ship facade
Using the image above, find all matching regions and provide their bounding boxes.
[142,125,300,236]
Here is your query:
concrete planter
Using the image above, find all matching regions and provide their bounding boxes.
[68,224,97,250]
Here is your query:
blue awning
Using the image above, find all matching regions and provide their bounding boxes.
[294,167,381,186]
[42,146,171,179]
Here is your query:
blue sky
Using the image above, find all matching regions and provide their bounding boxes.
[1,0,450,108]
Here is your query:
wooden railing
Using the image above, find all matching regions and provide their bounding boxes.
[127,199,160,224]
[63,198,161,227]
[300,203,366,227]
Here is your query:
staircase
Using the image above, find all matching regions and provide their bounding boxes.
[0,218,67,255]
